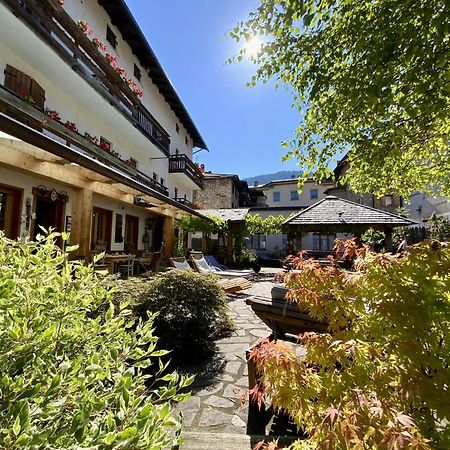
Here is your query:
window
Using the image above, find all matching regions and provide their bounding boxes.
[114,213,123,243]
[175,148,179,155]
[133,63,141,81]
[312,233,336,251]
[152,172,158,182]
[106,25,117,49]
[185,136,188,145]
[290,190,299,201]
[383,195,393,206]
[99,136,112,152]
[273,192,280,202]
[91,207,112,250]
[176,123,180,133]
[160,177,165,186]
[310,189,318,200]
[174,187,178,199]
[127,157,137,169]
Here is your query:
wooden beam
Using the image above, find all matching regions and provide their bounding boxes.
[163,216,175,262]
[70,187,92,258]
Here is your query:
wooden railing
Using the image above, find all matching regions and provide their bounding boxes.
[169,154,203,188]
[0,85,169,197]
[2,0,171,155]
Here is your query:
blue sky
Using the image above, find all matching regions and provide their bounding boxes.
[126,0,301,178]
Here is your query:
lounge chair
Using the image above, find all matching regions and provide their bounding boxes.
[170,257,252,293]
[190,255,253,279]
[205,255,253,276]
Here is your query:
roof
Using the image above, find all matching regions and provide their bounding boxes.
[199,208,249,222]
[260,178,334,189]
[98,0,207,150]
[284,196,416,227]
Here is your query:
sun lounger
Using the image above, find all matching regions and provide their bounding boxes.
[169,257,252,293]
[190,255,253,279]
[205,255,253,276]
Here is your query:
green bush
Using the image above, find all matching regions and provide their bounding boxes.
[132,270,233,362]
[0,232,192,449]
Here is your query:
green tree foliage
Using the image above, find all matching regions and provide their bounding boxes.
[249,242,450,449]
[231,0,450,197]
[176,215,227,235]
[0,232,192,449]
[245,214,286,235]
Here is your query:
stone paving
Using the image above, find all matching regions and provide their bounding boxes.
[176,269,279,435]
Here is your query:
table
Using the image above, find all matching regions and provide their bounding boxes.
[104,254,130,274]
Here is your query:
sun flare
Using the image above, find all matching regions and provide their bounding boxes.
[244,36,261,58]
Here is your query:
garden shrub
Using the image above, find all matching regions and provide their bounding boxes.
[0,232,192,449]
[133,269,233,362]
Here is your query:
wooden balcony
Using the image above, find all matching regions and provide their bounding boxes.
[173,197,195,209]
[169,154,204,189]
[0,85,169,197]
[2,0,171,155]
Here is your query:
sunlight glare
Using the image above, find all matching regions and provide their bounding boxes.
[245,36,261,58]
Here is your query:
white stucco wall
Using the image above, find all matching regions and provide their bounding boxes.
[0,1,198,201]
[261,180,334,208]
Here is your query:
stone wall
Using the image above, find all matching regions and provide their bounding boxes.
[193,177,235,209]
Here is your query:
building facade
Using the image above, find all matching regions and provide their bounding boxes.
[0,0,206,259]
[193,173,266,209]
[248,178,339,257]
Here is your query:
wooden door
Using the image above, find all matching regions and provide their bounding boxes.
[0,185,22,239]
[124,214,139,253]
[91,207,112,251]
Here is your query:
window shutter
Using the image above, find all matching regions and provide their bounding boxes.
[30,79,46,110]
[5,64,32,97]
[4,65,46,109]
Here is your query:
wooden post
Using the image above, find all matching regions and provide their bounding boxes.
[384,227,393,252]
[226,233,233,265]
[163,216,175,262]
[70,187,93,259]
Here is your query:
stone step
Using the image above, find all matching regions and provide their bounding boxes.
[177,431,298,450]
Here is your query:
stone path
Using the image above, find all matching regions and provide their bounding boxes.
[176,269,278,439]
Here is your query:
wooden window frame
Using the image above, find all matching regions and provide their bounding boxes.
[133,63,141,82]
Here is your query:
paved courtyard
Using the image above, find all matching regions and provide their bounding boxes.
[175,269,278,436]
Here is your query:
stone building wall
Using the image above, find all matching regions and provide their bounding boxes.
[193,177,235,209]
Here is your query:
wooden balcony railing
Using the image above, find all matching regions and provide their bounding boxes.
[173,197,195,208]
[3,0,171,155]
[0,85,169,197]
[169,154,204,189]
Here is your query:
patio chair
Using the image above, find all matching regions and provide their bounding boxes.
[118,254,135,278]
[190,254,253,279]
[204,255,253,276]
[169,257,193,271]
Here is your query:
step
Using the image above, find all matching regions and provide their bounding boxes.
[176,431,298,450]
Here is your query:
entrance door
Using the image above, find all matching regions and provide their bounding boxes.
[124,214,139,253]
[91,207,112,251]
[0,185,22,239]
[32,190,65,242]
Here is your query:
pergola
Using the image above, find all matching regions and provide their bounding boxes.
[198,208,249,263]
[283,196,416,252]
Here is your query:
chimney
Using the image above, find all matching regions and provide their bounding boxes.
[254,181,259,187]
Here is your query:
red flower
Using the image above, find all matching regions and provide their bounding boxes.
[92,37,106,52]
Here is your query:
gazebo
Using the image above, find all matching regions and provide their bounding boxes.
[283,196,416,253]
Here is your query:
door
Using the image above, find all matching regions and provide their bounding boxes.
[0,185,22,239]
[91,207,112,251]
[32,190,66,245]
[124,214,139,253]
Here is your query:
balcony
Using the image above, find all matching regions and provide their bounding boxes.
[169,154,204,189]
[0,84,169,197]
[3,0,171,155]
[173,197,195,209]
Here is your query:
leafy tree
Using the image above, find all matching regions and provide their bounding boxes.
[249,242,450,449]
[0,232,192,449]
[231,0,450,197]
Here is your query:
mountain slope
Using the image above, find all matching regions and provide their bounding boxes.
[243,170,299,186]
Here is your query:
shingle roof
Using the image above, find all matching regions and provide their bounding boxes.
[199,208,249,222]
[284,196,416,226]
